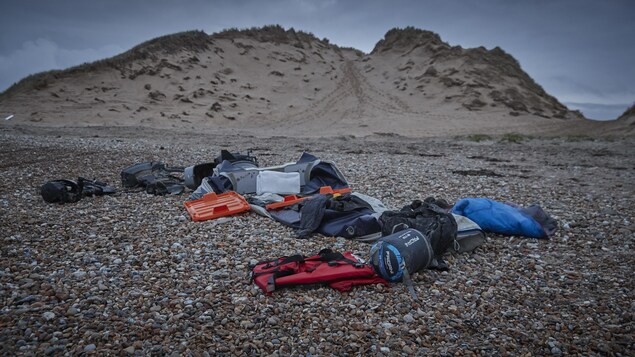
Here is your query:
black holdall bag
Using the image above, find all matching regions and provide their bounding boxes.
[379,198,458,269]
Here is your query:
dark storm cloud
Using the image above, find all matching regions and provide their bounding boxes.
[1,0,633,120]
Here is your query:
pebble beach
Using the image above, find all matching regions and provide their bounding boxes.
[1,126,633,356]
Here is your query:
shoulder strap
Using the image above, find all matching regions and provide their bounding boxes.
[316,249,363,267]
[251,254,305,271]
[251,254,306,293]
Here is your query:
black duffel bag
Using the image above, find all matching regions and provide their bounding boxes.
[379,198,457,270]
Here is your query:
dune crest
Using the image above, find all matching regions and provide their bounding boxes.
[1,25,628,137]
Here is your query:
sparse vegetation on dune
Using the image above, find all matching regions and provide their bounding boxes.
[214,25,326,48]
[0,26,347,99]
[617,102,635,120]
[462,134,493,142]
[0,31,211,99]
[500,132,531,143]
[371,26,444,54]
[371,27,573,119]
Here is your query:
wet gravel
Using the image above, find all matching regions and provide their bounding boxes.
[1,126,633,356]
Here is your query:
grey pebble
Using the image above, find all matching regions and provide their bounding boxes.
[15,295,37,305]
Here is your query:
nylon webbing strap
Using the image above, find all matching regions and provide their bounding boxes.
[250,255,305,282]
[401,264,418,300]
[391,222,409,234]
[318,251,360,267]
[257,255,305,269]
[266,270,296,293]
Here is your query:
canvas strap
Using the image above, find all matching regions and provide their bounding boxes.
[401,262,418,300]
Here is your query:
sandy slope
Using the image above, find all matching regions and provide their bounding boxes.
[0,28,629,138]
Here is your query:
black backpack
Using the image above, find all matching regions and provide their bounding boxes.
[379,198,457,269]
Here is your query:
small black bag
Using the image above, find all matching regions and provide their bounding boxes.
[40,179,83,204]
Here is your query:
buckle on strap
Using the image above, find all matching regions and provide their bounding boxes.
[266,275,276,293]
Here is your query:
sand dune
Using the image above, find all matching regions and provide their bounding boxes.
[0,26,630,138]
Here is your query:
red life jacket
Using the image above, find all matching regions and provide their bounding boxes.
[251,249,388,295]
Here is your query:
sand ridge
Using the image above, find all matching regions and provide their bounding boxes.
[0,26,631,138]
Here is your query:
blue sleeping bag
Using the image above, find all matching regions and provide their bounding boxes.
[451,198,551,238]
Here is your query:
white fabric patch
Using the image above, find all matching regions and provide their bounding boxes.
[256,171,301,195]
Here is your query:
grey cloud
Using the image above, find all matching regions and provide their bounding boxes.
[0,39,124,90]
[544,75,635,107]
[548,76,614,99]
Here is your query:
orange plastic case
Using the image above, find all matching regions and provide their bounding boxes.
[184,192,251,221]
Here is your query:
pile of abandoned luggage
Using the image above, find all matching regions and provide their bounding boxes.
[40,150,557,296]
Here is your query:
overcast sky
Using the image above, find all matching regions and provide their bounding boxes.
[1,0,633,120]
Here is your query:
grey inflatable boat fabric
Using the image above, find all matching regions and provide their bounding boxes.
[451,213,486,253]
[215,160,316,195]
[248,193,285,219]
[213,152,348,195]
[351,192,392,215]
[188,177,215,201]
[184,163,216,190]
[348,192,391,242]
[249,204,271,218]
